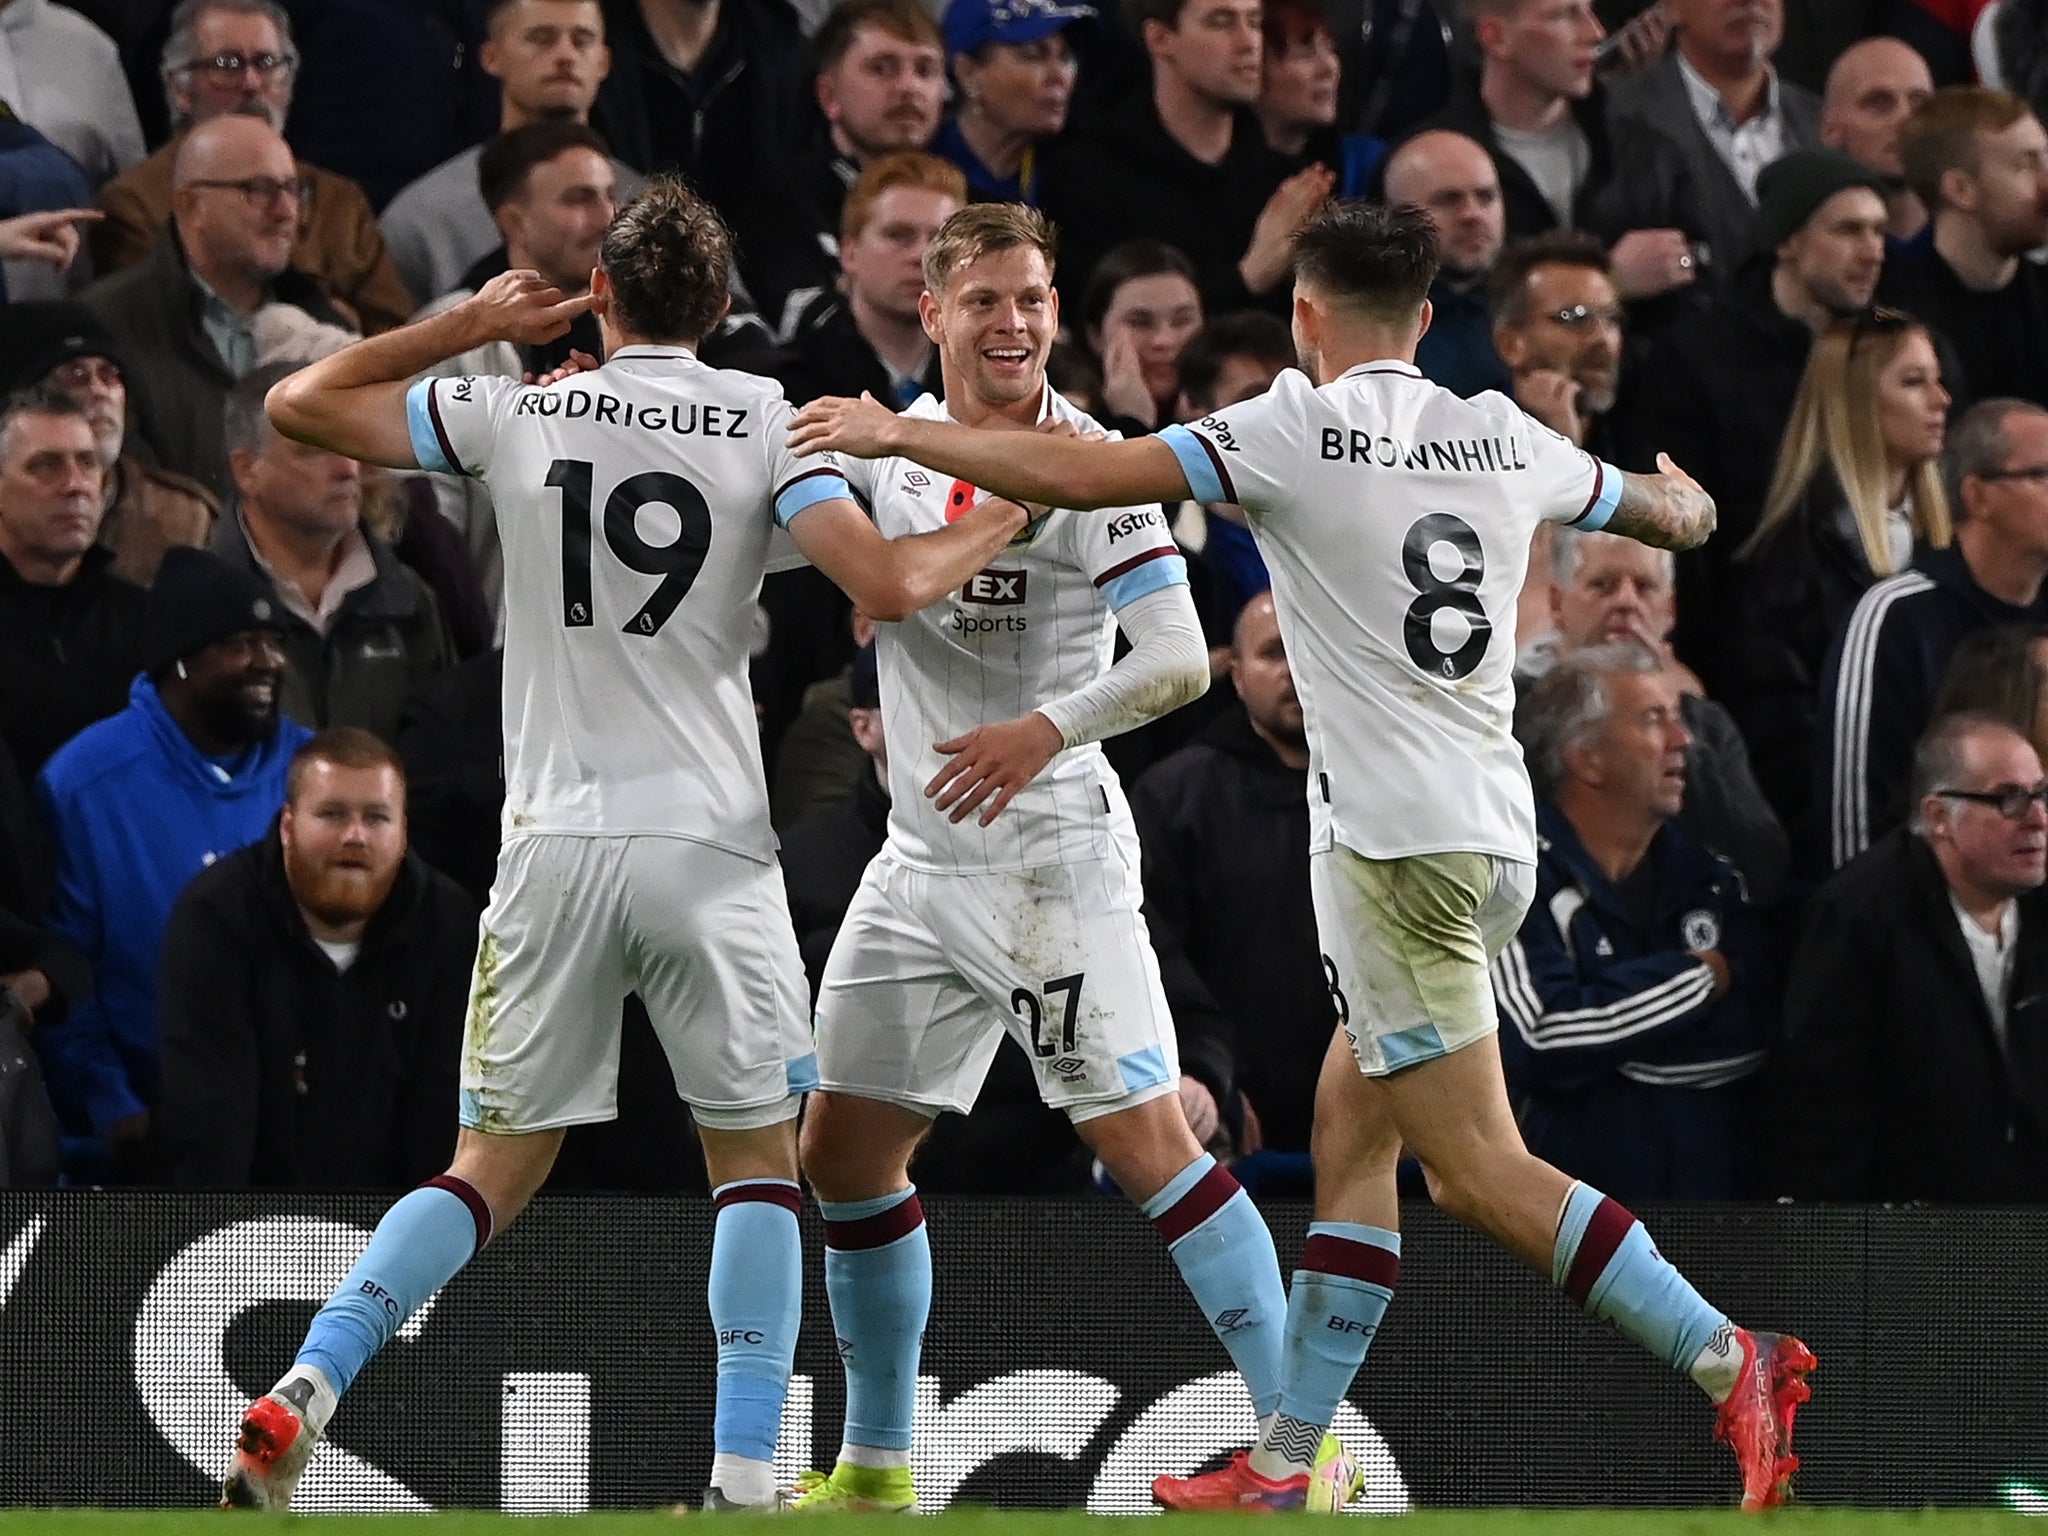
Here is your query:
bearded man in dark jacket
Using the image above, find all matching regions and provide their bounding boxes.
[157,728,476,1189]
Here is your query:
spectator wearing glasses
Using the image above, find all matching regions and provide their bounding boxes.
[1818,398,2048,871]
[1724,308,1953,846]
[1489,231,1624,458]
[91,0,414,334]
[83,115,350,502]
[0,302,217,587]
[1766,711,2048,1202]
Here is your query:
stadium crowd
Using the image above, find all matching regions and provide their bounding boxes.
[1,0,2046,1205]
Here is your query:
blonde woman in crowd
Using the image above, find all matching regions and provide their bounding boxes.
[1725,307,1953,839]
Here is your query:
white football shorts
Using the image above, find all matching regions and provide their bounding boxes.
[814,848,1182,1122]
[1312,845,1536,1076]
[460,833,817,1133]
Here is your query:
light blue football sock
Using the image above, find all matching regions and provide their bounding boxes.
[1275,1220,1400,1430]
[709,1181,804,1464]
[821,1187,931,1454]
[298,1178,487,1398]
[1143,1155,1287,1419]
[1553,1181,1727,1373]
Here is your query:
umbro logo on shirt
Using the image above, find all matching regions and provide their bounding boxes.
[901,470,930,496]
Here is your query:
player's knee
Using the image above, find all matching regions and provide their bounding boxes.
[1420,1160,1490,1226]
[1311,1111,1399,1174]
[798,1094,915,1200]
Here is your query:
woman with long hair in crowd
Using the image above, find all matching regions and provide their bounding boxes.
[1255,0,1389,195]
[1725,307,1953,840]
[1081,240,1204,432]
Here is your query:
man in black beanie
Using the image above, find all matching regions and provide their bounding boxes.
[31,546,308,1180]
[1614,146,1890,693]
[0,300,216,586]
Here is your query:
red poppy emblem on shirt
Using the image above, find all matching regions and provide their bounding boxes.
[945,478,978,522]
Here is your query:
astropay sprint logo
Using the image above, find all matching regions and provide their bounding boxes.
[25,1215,1410,1514]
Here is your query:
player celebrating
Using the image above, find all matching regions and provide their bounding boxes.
[787,203,1345,1514]
[788,201,1815,1512]
[217,178,1038,1514]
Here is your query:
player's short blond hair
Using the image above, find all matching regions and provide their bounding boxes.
[922,203,1059,299]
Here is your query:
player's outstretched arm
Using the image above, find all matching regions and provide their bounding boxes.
[266,270,593,468]
[788,393,1193,510]
[1604,452,1718,551]
[786,494,1030,622]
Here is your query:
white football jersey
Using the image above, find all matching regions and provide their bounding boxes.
[406,346,851,855]
[1160,361,1622,863]
[844,388,1188,874]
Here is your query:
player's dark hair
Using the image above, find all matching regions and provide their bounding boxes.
[1080,239,1200,344]
[478,119,611,214]
[1175,311,1295,414]
[813,0,942,72]
[1291,199,1440,325]
[599,175,732,346]
[1486,229,1610,325]
[288,727,407,805]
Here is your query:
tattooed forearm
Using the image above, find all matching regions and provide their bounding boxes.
[1606,470,1717,551]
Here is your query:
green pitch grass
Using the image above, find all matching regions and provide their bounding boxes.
[7,1512,2044,1535]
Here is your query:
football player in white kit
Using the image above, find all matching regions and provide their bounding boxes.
[213,179,1039,1514]
[790,201,1816,1512]
[787,204,1340,1513]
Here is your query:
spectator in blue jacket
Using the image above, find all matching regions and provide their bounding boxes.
[33,545,307,1179]
[1496,641,1775,1200]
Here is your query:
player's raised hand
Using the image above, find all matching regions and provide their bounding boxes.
[927,711,1065,826]
[464,269,594,346]
[789,392,900,458]
[524,348,601,387]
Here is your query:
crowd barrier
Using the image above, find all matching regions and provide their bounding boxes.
[1,1194,2038,1511]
